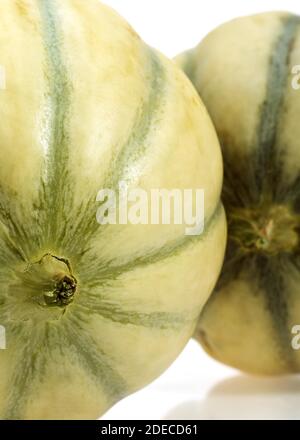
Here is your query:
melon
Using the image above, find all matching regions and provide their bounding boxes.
[177,12,300,375]
[0,0,226,419]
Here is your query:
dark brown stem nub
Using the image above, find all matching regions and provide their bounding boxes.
[26,253,78,308]
[45,274,77,306]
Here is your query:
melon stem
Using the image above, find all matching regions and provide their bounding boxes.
[25,253,77,307]
[228,204,299,255]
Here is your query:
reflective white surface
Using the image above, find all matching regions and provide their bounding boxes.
[103,340,300,420]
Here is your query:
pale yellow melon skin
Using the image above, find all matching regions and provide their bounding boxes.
[0,0,226,419]
[176,12,300,375]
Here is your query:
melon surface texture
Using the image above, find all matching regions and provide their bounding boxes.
[177,11,300,375]
[0,0,226,419]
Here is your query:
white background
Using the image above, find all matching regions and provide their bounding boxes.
[101,0,300,420]
[103,0,300,58]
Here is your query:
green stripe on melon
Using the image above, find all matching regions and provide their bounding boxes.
[177,11,300,375]
[0,0,226,419]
